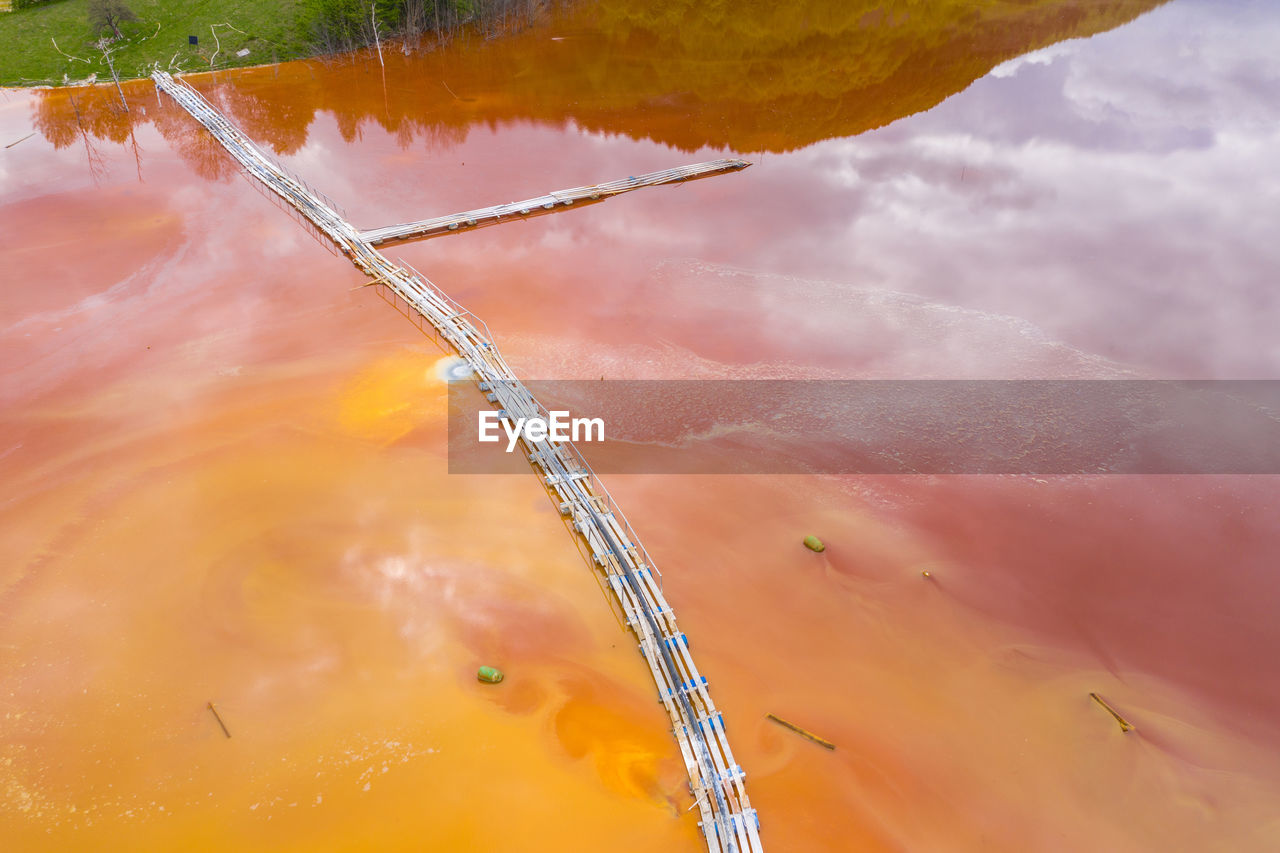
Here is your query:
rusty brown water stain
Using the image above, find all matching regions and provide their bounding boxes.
[27,0,1167,158]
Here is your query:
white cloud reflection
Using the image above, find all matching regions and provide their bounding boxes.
[14,0,1270,385]
[766,0,1280,377]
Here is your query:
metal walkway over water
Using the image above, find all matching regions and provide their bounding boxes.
[152,71,762,853]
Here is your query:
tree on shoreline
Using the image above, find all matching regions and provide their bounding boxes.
[88,0,138,41]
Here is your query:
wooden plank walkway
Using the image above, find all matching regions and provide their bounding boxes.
[151,71,762,853]
[358,159,749,246]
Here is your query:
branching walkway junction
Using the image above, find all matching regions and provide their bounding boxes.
[151,71,762,853]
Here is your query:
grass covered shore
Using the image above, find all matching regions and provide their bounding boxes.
[0,0,544,87]
[0,0,305,86]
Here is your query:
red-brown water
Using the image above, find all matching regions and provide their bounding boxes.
[4,0,1280,850]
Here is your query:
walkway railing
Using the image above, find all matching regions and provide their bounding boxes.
[152,70,762,853]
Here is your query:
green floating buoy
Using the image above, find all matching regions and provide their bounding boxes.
[803,535,826,553]
[477,666,504,684]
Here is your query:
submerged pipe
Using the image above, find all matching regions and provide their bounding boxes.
[1089,692,1135,733]
[357,159,751,247]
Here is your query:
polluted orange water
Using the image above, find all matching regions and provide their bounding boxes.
[4,0,1280,850]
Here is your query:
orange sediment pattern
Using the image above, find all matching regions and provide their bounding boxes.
[2,164,1279,848]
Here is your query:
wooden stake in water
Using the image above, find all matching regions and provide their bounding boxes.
[207,701,232,739]
[766,713,835,750]
[1089,692,1134,733]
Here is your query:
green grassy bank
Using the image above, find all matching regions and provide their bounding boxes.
[0,0,309,86]
[0,0,544,87]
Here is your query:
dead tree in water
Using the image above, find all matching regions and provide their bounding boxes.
[67,95,109,184]
[401,0,426,42]
[94,37,129,113]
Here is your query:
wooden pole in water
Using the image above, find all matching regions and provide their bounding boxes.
[766,713,835,749]
[1089,692,1134,733]
[207,701,232,738]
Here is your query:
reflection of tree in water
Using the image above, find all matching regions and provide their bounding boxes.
[332,99,367,144]
[218,83,317,156]
[149,95,238,182]
[32,85,131,150]
[30,79,230,182]
[75,104,110,185]
[417,121,468,152]
[31,88,83,151]
[519,0,1170,151]
[31,88,119,183]
[30,0,1166,169]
